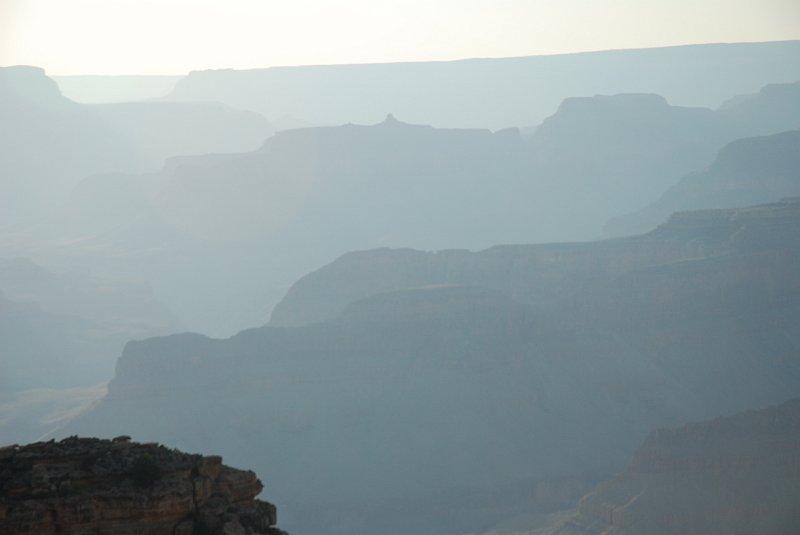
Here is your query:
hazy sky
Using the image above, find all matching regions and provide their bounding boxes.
[2,0,798,75]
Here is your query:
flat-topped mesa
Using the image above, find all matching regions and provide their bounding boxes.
[0,65,68,106]
[0,437,282,535]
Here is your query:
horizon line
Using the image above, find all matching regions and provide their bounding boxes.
[20,38,799,78]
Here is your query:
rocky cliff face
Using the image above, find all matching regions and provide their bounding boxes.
[718,81,800,136]
[270,197,800,327]
[0,436,281,535]
[9,73,799,339]
[56,200,800,535]
[0,256,181,396]
[543,398,800,535]
[605,130,800,237]
[0,66,137,227]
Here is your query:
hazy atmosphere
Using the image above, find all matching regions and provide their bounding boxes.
[2,1,800,535]
[3,0,800,74]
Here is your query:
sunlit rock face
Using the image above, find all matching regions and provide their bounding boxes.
[0,436,280,535]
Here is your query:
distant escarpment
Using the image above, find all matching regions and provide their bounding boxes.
[605,129,800,237]
[58,200,800,535]
[717,81,800,136]
[0,436,282,535]
[165,41,800,129]
[271,197,800,327]
[10,76,800,337]
[543,398,800,534]
[0,256,180,394]
[0,65,271,229]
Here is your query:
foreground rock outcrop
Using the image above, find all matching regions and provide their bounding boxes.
[0,436,282,535]
[541,398,800,535]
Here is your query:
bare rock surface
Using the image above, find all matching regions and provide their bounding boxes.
[0,436,281,535]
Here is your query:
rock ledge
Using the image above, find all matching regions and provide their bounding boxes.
[0,436,283,535]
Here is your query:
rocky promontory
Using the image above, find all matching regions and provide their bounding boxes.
[0,436,284,535]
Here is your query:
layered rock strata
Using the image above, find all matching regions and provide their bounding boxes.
[0,436,280,535]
